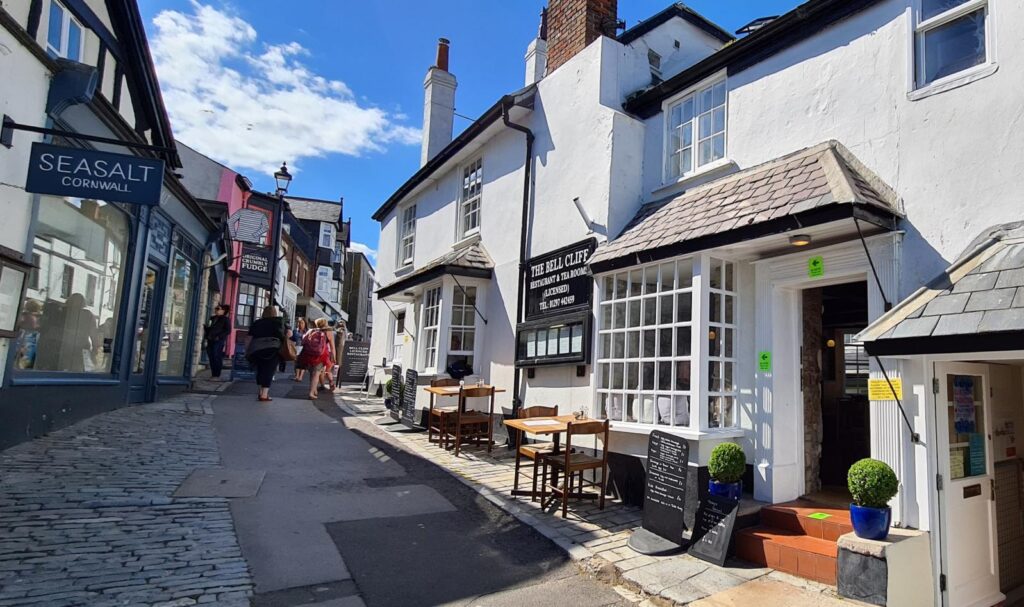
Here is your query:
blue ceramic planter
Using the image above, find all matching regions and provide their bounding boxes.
[850,504,891,540]
[708,479,742,501]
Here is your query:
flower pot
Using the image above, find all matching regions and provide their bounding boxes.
[708,479,742,501]
[850,504,891,540]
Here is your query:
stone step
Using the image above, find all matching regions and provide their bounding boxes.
[734,526,839,586]
[759,500,853,541]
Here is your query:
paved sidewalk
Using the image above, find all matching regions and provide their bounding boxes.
[334,387,856,606]
[0,393,252,607]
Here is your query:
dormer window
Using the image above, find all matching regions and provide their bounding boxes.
[665,79,727,181]
[46,1,84,61]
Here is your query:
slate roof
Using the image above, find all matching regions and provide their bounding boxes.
[589,141,901,270]
[860,222,1024,355]
[376,243,494,299]
[286,196,342,224]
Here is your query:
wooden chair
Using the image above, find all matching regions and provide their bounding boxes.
[512,406,558,501]
[427,378,460,446]
[541,419,610,517]
[447,386,495,456]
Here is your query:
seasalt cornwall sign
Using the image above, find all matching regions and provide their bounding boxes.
[525,238,597,320]
[25,142,164,206]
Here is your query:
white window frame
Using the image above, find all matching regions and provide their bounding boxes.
[390,312,406,364]
[315,265,331,297]
[458,159,483,239]
[319,222,335,249]
[398,204,416,266]
[662,76,727,184]
[912,0,992,92]
[446,284,478,374]
[46,0,84,61]
[704,257,738,429]
[419,285,442,372]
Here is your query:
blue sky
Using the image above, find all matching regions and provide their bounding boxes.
[139,1,803,263]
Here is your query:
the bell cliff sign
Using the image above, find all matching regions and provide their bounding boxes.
[25,142,164,206]
[525,238,597,320]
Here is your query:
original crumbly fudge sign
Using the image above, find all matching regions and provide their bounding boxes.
[525,238,596,320]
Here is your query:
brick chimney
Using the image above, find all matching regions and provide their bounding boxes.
[545,0,618,74]
[420,38,457,167]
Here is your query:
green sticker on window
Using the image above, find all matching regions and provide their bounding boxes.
[758,351,772,372]
[807,512,832,520]
[808,256,824,278]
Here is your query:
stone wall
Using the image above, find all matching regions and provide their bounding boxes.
[802,288,823,495]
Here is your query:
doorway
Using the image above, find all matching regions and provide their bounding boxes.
[128,263,165,403]
[802,281,871,502]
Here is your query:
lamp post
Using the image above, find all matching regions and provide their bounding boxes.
[269,162,291,310]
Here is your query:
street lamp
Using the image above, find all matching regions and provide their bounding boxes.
[274,162,292,197]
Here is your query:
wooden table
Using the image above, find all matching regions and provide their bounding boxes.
[424,385,507,449]
[504,415,600,499]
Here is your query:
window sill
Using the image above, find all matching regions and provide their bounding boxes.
[908,62,998,101]
[393,264,415,278]
[609,421,746,441]
[653,158,738,199]
[452,232,482,251]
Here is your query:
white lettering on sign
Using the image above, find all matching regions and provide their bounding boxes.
[37,153,155,182]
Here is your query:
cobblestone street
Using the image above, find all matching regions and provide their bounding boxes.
[0,394,252,607]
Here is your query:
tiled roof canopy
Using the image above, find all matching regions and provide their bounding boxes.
[376,243,494,299]
[860,222,1024,356]
[589,141,901,271]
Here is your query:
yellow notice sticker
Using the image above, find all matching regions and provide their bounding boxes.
[868,378,903,401]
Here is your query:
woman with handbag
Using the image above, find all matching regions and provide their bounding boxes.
[246,305,287,402]
[296,318,332,400]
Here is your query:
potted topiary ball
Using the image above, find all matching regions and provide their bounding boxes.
[708,442,746,501]
[848,458,898,540]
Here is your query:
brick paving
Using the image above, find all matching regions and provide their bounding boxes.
[0,394,252,607]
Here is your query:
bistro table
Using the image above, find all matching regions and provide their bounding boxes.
[423,385,507,447]
[503,414,600,499]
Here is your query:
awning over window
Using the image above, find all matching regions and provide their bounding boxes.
[589,141,902,273]
[859,222,1024,356]
[376,242,494,300]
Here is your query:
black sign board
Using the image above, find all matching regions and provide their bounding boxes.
[230,342,255,381]
[389,365,402,412]
[688,495,739,567]
[25,142,164,205]
[641,430,690,544]
[401,369,419,425]
[525,238,596,320]
[338,341,370,384]
[239,244,272,287]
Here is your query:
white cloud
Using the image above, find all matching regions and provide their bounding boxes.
[349,241,377,265]
[150,2,419,174]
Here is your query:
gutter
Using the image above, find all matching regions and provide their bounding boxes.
[502,96,535,415]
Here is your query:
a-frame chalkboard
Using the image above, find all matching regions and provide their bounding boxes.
[401,369,419,426]
[688,494,739,567]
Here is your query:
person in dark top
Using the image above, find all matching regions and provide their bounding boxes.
[247,305,286,402]
[203,304,231,380]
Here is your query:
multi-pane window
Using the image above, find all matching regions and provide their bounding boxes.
[447,286,476,371]
[707,258,737,428]
[319,222,335,249]
[460,159,482,238]
[597,260,694,427]
[421,286,441,369]
[666,80,726,180]
[915,0,988,88]
[236,283,268,329]
[46,1,83,61]
[315,266,331,297]
[398,205,416,266]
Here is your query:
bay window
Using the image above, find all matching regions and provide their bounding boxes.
[665,79,726,181]
[420,286,442,369]
[706,258,737,428]
[915,0,989,88]
[447,286,476,372]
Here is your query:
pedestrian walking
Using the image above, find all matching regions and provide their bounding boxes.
[292,317,307,382]
[246,305,286,402]
[278,321,293,373]
[203,304,231,380]
[296,317,332,400]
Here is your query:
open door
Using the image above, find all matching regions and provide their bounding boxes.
[935,362,1003,607]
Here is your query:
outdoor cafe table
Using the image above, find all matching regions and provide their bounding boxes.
[503,415,600,499]
[423,384,507,412]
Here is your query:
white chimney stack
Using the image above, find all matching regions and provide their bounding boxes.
[420,38,457,167]
[525,9,548,85]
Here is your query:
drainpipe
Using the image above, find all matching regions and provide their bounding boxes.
[502,96,534,422]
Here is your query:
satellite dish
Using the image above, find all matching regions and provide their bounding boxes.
[227,208,270,244]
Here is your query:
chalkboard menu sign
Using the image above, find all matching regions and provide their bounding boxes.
[339,341,370,384]
[389,365,402,412]
[525,238,597,320]
[641,430,690,544]
[230,342,255,381]
[401,369,419,426]
[688,494,739,567]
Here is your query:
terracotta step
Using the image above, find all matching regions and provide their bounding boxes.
[759,500,853,541]
[734,526,838,585]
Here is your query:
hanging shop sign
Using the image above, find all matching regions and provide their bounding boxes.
[239,244,272,288]
[25,142,164,205]
[525,238,597,320]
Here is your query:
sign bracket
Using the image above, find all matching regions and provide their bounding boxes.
[2,114,175,156]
